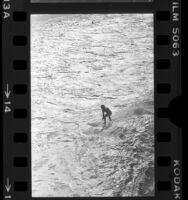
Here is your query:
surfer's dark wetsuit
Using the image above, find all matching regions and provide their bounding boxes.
[101,105,112,124]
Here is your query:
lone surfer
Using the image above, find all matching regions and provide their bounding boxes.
[101,105,112,124]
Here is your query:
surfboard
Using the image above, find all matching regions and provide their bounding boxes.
[88,122,101,127]
[88,121,113,133]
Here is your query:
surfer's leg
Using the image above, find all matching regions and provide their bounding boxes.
[103,116,106,124]
[109,116,112,121]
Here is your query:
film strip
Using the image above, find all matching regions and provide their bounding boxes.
[2,0,182,199]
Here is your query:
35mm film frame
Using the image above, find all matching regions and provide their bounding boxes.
[2,0,182,199]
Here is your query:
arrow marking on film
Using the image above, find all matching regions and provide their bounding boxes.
[4,84,11,99]
[5,177,11,193]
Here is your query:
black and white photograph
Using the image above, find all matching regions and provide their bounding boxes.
[31,14,154,197]
[31,0,153,3]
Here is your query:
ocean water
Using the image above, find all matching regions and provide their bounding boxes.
[31,14,154,197]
